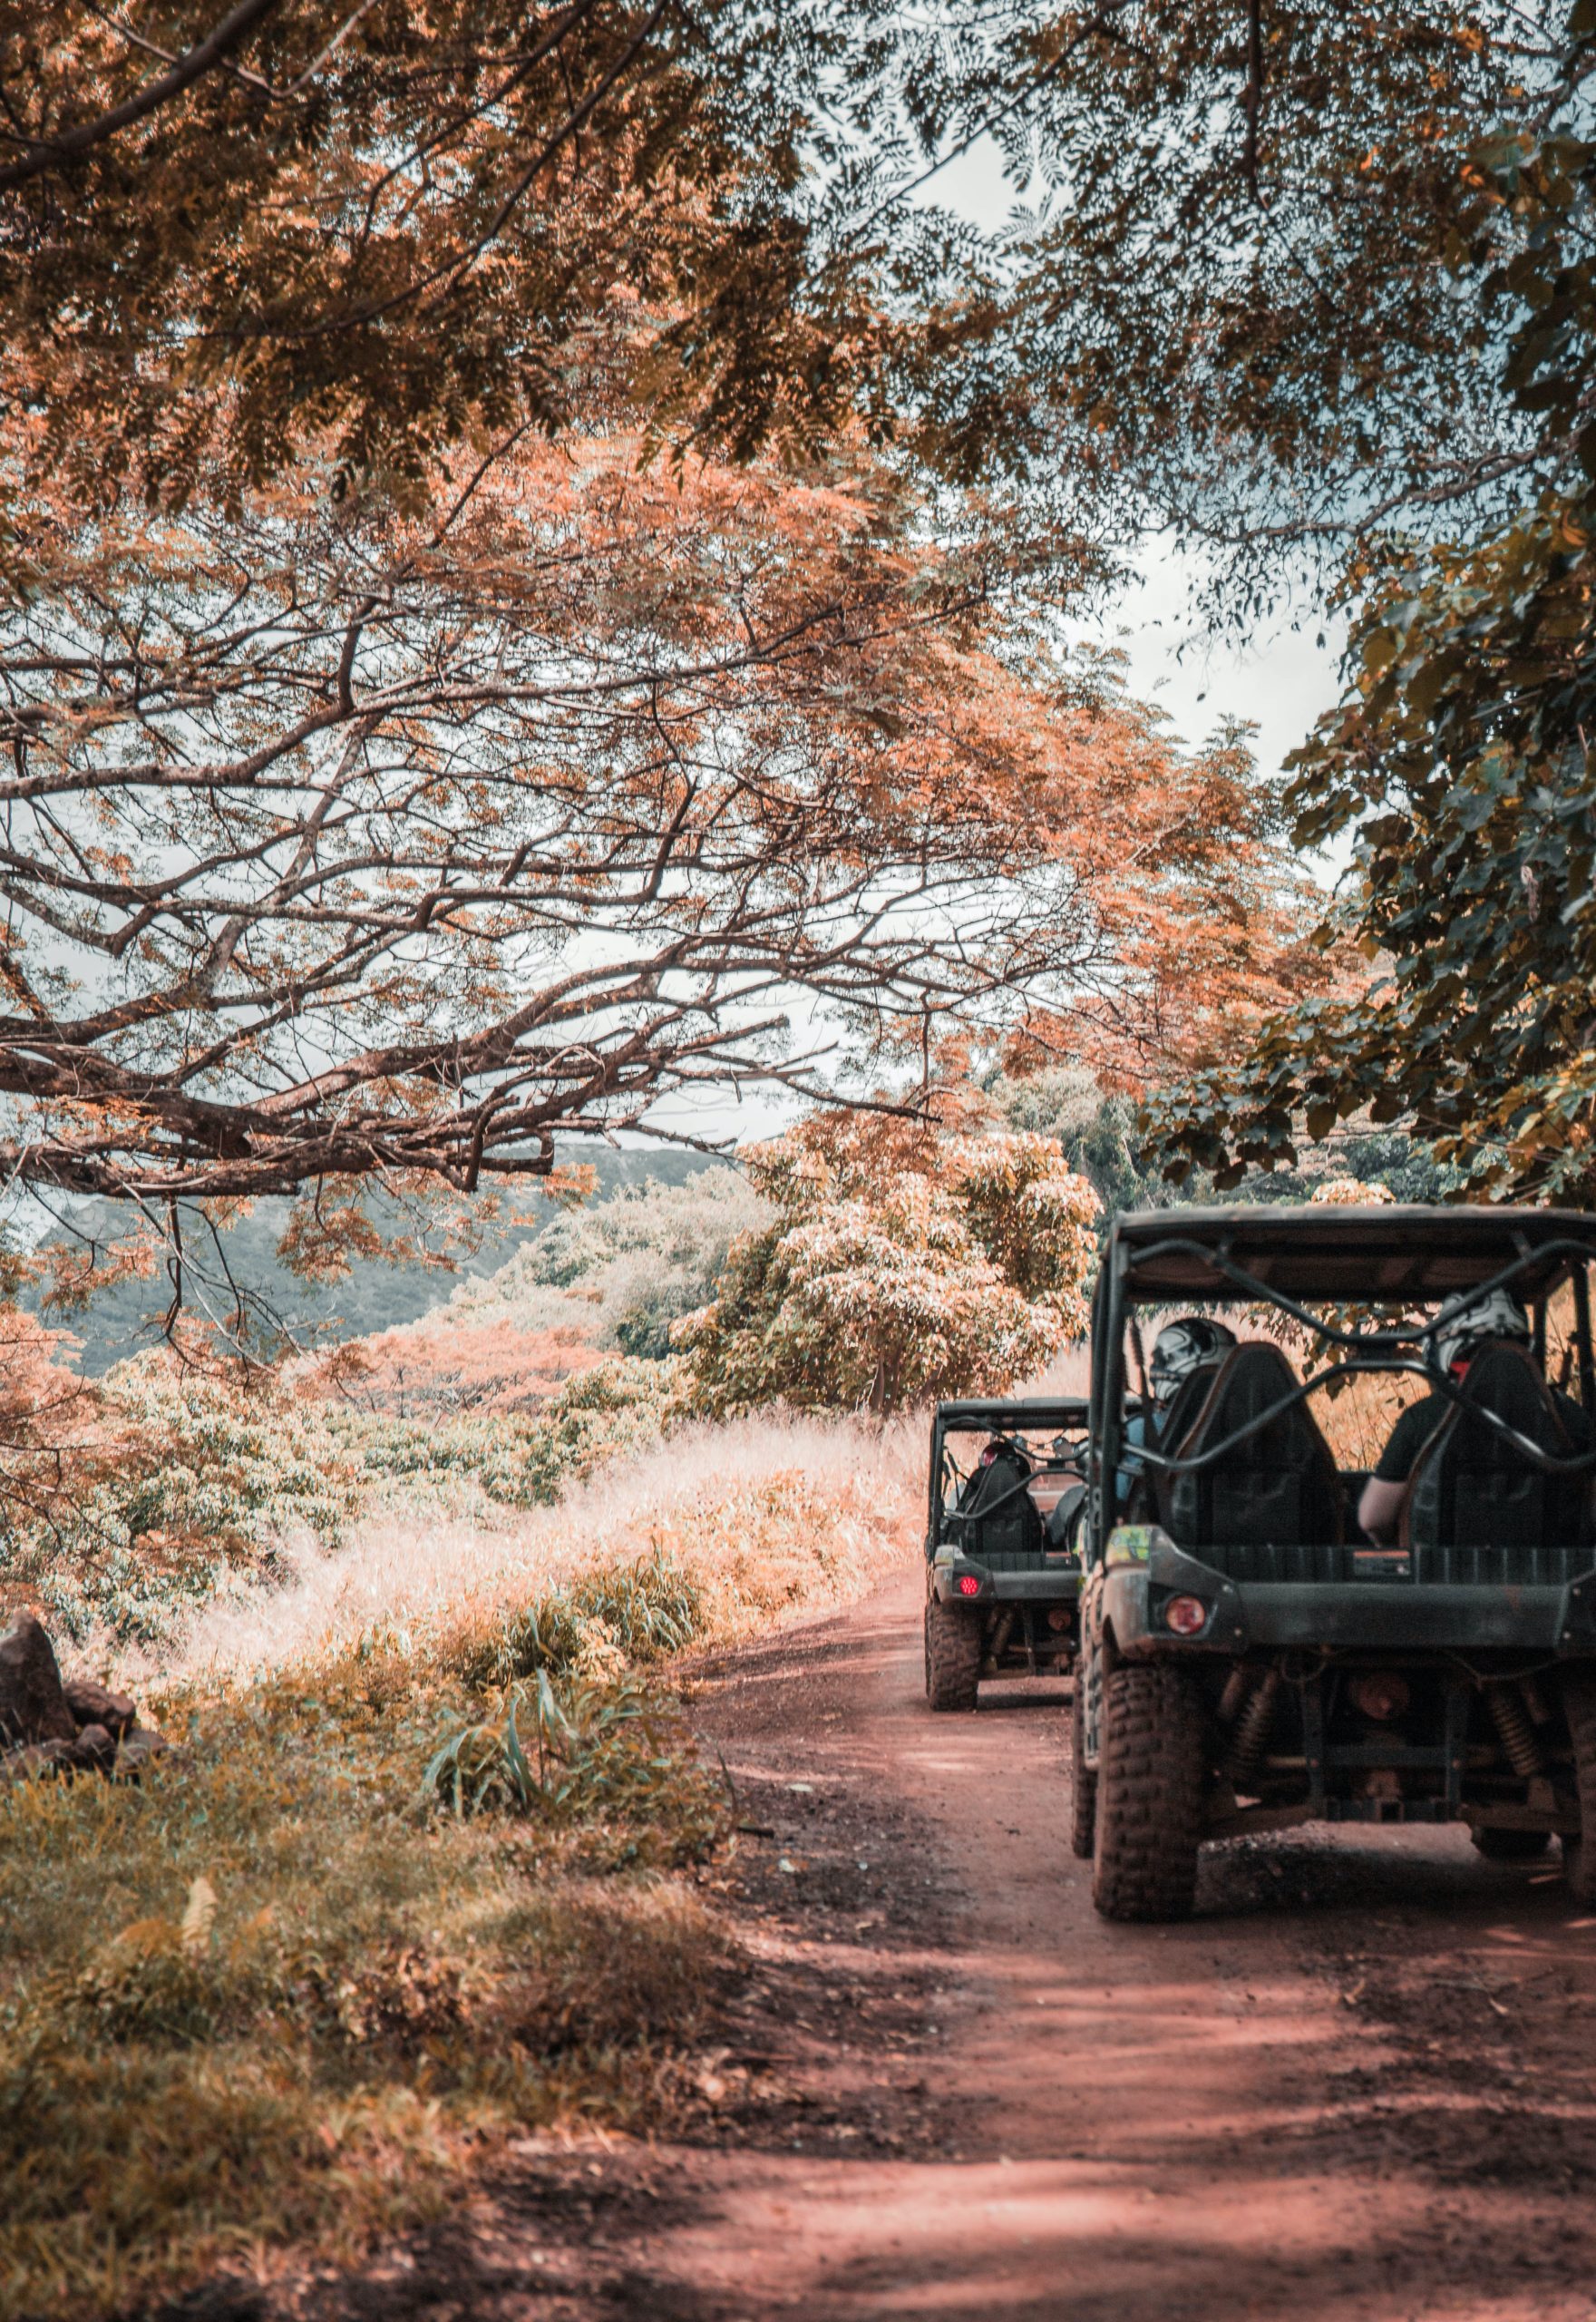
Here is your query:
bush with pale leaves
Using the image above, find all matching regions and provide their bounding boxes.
[1309,1176,1396,1206]
[674,1115,1098,1417]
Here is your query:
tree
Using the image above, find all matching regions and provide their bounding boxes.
[673,1113,1098,1414]
[1149,10,1596,1202]
[0,418,1316,1238]
[920,1,1566,609]
[0,0,940,511]
[900,1,1596,1200]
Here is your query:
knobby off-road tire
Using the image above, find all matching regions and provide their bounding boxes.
[924,1597,981,1712]
[1070,1671,1096,1859]
[1471,1826,1552,1862]
[1561,1674,1596,1903]
[1092,1663,1206,1923]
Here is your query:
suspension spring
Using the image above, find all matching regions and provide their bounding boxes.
[1487,1683,1546,1779]
[1224,1668,1281,1789]
[981,1610,1014,1677]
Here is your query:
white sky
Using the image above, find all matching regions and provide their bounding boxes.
[1095,544,1342,785]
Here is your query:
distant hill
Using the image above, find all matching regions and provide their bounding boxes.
[26,1149,716,1374]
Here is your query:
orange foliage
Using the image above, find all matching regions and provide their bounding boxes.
[0,1307,110,1576]
[304,1318,606,1419]
[996,717,1338,1090]
[0,422,1321,1208]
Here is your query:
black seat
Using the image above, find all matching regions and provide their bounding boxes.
[1122,1365,1223,1524]
[1046,1480,1087,1552]
[1405,1341,1589,1552]
[956,1439,1043,1560]
[1158,1341,1343,1551]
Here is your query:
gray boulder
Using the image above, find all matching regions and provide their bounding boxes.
[63,1679,137,1739]
[113,1726,168,1780]
[70,1722,116,1771]
[0,1615,75,1746]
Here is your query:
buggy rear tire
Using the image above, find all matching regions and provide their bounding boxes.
[924,1597,980,1712]
[1561,1674,1596,1904]
[1092,1663,1205,1922]
[1471,1826,1552,1862]
[1070,1672,1095,1859]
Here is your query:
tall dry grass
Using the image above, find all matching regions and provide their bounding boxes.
[119,1410,921,1688]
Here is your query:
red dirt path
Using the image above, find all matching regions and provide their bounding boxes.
[277,1567,1596,2322]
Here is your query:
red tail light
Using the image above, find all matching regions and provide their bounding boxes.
[1163,1594,1208,1635]
[957,1575,981,1598]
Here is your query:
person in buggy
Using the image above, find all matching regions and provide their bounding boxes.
[1116,1315,1236,1511]
[958,1427,1087,1551]
[1358,1287,1593,1544]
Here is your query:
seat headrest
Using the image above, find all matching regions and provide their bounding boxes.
[1404,1338,1587,1553]
[1162,1338,1343,1550]
[1179,1340,1328,1465]
[1454,1340,1570,1447]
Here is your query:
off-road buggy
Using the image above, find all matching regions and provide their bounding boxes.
[924,1396,1090,1712]
[1074,1205,1596,1921]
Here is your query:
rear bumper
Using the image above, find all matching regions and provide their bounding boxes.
[930,1560,1082,1608]
[1103,1543,1596,1658]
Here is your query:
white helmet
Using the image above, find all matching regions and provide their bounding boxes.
[1148,1316,1236,1405]
[1426,1287,1531,1378]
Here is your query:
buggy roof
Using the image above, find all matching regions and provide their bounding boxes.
[934,1396,1088,1429]
[1112,1204,1596,1304]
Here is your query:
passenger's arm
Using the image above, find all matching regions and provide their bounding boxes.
[1358,1476,1406,1544]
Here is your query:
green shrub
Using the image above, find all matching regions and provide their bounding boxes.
[331,1356,679,1510]
[0,1364,364,1646]
[448,1548,707,1691]
[1,1356,680,1650]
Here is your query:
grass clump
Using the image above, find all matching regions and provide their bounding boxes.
[0,1642,732,2321]
[452,1546,707,1691]
[423,1666,725,1860]
[434,1450,917,1707]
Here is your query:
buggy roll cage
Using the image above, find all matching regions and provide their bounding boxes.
[931,1398,1090,1540]
[1087,1219,1596,1556]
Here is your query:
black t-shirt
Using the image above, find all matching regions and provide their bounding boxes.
[1374,1387,1592,1483]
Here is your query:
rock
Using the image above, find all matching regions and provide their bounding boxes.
[0,1738,76,1781]
[70,1722,116,1771]
[63,1679,137,1739]
[113,1725,169,1780]
[0,1615,75,1746]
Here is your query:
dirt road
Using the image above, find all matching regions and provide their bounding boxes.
[287,1567,1596,2321]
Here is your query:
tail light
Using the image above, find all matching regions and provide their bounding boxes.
[957,1574,981,1598]
[1163,1594,1209,1636]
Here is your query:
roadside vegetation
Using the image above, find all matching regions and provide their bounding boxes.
[0,1626,731,2320]
[0,1391,918,2320]
[0,1178,924,2318]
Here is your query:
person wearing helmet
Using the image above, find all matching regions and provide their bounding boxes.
[1358,1288,1591,1542]
[1117,1315,1237,1508]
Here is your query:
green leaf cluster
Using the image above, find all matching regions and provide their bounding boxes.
[1152,7,1596,1199]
